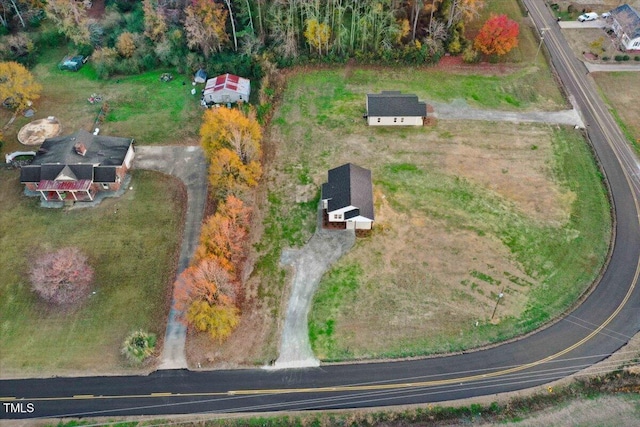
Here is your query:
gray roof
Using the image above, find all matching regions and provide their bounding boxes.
[366,91,427,117]
[611,4,640,39]
[33,129,133,167]
[20,164,94,183]
[322,163,374,221]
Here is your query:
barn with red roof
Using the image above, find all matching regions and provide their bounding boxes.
[202,73,251,105]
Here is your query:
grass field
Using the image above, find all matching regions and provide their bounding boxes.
[593,72,640,149]
[0,47,202,156]
[0,169,185,375]
[238,67,611,363]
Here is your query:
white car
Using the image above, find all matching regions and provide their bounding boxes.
[578,12,598,22]
[601,12,611,19]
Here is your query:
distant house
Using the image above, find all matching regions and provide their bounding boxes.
[610,4,640,52]
[321,163,374,230]
[20,129,135,203]
[202,73,251,105]
[365,91,427,126]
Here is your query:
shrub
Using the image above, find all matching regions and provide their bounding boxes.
[29,247,94,305]
[462,45,480,63]
[622,55,630,61]
[635,56,640,61]
[121,330,157,363]
[614,55,624,61]
[602,56,609,61]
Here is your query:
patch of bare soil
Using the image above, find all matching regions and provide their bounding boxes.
[17,117,62,145]
[434,55,519,75]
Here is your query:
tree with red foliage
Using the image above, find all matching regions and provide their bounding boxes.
[194,195,251,277]
[473,14,519,57]
[29,247,94,305]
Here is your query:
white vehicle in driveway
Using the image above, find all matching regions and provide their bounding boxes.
[578,12,598,22]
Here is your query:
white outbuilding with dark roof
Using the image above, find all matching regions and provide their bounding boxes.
[321,163,374,230]
[366,91,427,126]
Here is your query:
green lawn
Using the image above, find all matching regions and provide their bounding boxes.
[0,47,203,156]
[0,169,185,375]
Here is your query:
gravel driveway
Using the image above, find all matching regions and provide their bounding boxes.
[272,211,355,369]
[133,146,208,369]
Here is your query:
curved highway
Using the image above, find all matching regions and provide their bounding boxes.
[2,1,640,420]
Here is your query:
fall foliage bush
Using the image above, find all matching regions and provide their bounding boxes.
[29,247,94,305]
[121,330,157,363]
[474,14,519,57]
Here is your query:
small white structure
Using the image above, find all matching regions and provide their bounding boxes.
[321,163,374,230]
[366,91,427,126]
[610,4,640,52]
[202,73,251,105]
[194,68,208,84]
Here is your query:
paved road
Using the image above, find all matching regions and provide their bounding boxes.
[2,3,640,419]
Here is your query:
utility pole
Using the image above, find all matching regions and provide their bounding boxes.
[491,290,505,321]
[535,27,551,63]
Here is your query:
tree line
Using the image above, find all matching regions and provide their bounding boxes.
[0,0,497,79]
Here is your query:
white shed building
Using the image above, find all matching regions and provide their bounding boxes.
[366,91,427,126]
[202,73,251,105]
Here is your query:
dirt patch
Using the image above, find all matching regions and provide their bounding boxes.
[17,117,62,145]
[434,55,519,75]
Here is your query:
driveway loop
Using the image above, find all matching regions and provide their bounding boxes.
[267,208,355,369]
[134,146,208,370]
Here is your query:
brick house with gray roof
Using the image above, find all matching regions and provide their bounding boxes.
[20,129,135,202]
[321,163,374,230]
[366,91,427,126]
[610,4,640,52]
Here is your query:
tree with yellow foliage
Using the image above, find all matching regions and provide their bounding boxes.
[187,301,240,342]
[184,0,229,58]
[0,61,42,126]
[177,256,241,343]
[44,0,90,45]
[208,148,262,198]
[200,107,262,163]
[304,19,331,55]
[143,0,167,43]
[116,32,137,58]
[200,107,262,197]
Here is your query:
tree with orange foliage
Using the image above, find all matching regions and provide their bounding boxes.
[473,14,519,57]
[194,195,251,277]
[177,258,239,310]
[176,257,241,343]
